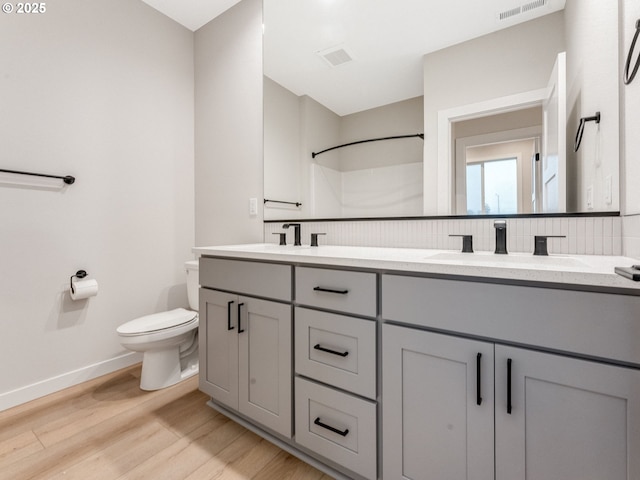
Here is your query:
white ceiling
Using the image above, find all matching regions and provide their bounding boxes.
[139,0,565,116]
[139,0,242,31]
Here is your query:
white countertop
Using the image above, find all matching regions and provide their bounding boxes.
[193,243,640,292]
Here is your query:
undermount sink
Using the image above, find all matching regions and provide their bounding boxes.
[424,252,590,270]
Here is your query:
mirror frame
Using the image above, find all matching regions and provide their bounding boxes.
[263,1,622,223]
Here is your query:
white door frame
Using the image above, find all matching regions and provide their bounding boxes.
[437,88,547,215]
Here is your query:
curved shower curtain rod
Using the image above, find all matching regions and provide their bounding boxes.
[311,133,424,159]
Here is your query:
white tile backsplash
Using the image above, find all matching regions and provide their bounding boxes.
[623,215,640,259]
[265,216,623,256]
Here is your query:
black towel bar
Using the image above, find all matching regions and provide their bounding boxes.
[264,199,302,207]
[574,112,600,152]
[0,168,75,185]
[624,19,640,85]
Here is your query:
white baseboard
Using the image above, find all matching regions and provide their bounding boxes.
[0,352,143,412]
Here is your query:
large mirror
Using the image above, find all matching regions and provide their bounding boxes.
[263,0,620,220]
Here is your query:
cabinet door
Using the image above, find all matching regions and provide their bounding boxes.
[238,296,292,438]
[495,346,640,480]
[382,324,494,480]
[199,289,239,409]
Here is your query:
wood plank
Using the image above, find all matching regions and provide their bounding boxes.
[0,364,334,480]
[152,388,218,438]
[0,366,141,443]
[0,429,43,468]
[253,450,326,480]
[117,415,246,480]
[183,430,281,480]
[46,420,177,480]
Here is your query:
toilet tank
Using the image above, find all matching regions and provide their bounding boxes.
[185,260,199,311]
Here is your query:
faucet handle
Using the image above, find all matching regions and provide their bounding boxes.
[272,232,287,246]
[449,234,473,253]
[311,233,326,247]
[310,233,326,247]
[533,235,566,256]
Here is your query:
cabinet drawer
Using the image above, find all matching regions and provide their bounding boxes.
[296,267,376,317]
[199,257,291,301]
[295,307,376,399]
[295,377,377,480]
[382,274,640,365]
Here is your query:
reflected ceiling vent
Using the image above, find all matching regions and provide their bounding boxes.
[317,45,354,68]
[498,0,547,20]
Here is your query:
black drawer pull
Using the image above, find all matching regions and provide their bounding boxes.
[507,358,513,414]
[313,286,349,295]
[314,417,349,437]
[314,344,349,357]
[476,352,482,406]
[227,300,235,331]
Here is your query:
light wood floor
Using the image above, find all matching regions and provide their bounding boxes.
[0,365,332,480]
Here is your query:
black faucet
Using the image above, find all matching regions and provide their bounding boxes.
[494,220,508,254]
[283,223,301,246]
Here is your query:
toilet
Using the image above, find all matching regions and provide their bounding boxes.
[117,260,200,391]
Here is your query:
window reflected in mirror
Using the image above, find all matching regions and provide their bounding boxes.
[466,157,518,215]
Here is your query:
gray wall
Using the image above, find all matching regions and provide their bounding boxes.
[423,11,566,214]
[195,0,264,246]
[340,97,424,172]
[565,0,620,212]
[622,0,640,216]
[0,0,194,409]
[264,77,303,219]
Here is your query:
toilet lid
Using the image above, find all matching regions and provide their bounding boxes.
[117,308,197,335]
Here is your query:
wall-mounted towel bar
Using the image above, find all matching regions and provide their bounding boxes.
[624,19,640,85]
[311,133,424,159]
[264,198,302,207]
[574,112,600,152]
[0,168,75,185]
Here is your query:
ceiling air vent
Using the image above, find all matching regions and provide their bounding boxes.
[498,0,547,21]
[499,6,521,20]
[522,0,547,13]
[317,45,354,68]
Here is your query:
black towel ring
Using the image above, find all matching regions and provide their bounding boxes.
[624,19,640,85]
[574,112,601,153]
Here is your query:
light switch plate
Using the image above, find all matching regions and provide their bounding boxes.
[249,197,258,216]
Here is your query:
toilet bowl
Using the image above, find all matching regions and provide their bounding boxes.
[117,260,200,391]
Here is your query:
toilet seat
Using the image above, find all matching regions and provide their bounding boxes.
[117,308,197,336]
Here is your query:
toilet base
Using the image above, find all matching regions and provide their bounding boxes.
[139,346,199,391]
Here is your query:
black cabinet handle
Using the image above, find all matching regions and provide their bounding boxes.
[237,303,245,333]
[314,344,349,357]
[227,300,235,330]
[313,286,349,295]
[507,358,513,414]
[476,352,482,406]
[314,417,349,437]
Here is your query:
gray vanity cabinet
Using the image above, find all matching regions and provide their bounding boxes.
[195,251,640,479]
[199,258,292,438]
[494,345,640,480]
[383,323,640,480]
[382,324,495,480]
[382,274,640,480]
[293,266,378,480]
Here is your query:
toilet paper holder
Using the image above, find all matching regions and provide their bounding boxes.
[70,270,88,294]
